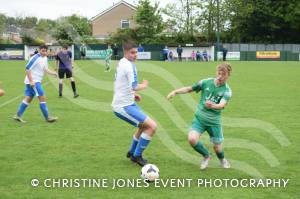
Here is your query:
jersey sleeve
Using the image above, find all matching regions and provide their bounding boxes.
[222,87,232,102]
[192,79,205,93]
[26,54,40,70]
[125,64,138,90]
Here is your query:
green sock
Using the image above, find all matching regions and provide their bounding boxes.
[193,142,209,157]
[216,151,224,159]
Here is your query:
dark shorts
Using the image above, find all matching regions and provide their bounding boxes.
[58,68,73,79]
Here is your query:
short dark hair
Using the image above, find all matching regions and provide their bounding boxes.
[39,44,48,50]
[122,40,137,51]
[62,45,68,50]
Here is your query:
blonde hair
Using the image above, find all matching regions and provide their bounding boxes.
[217,63,232,75]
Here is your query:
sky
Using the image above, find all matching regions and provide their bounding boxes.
[0,0,174,20]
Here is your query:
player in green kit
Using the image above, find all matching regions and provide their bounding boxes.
[167,63,232,170]
[105,44,113,72]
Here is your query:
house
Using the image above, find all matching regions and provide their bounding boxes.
[90,0,137,39]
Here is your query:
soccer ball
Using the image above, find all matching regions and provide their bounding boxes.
[141,164,159,182]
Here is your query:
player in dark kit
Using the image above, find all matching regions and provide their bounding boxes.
[56,45,79,98]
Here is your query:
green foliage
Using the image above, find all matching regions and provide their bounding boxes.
[54,15,92,45]
[135,0,164,43]
[224,0,300,43]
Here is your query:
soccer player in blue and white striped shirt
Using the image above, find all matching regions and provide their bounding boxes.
[112,40,157,166]
[14,45,58,123]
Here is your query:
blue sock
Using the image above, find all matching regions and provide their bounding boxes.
[39,102,49,119]
[129,135,139,154]
[133,133,151,157]
[17,101,29,117]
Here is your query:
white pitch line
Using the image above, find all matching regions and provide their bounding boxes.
[0,81,51,108]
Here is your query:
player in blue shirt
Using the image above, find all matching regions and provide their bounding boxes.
[14,45,58,123]
[112,40,157,166]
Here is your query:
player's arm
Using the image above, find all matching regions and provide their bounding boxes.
[205,88,232,110]
[25,69,35,87]
[45,68,58,77]
[167,87,193,100]
[55,55,59,71]
[45,61,58,77]
[132,80,148,91]
[205,99,227,110]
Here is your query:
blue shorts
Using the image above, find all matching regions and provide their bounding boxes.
[25,82,44,97]
[113,103,147,127]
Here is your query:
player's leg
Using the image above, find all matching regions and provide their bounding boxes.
[188,117,211,170]
[35,82,57,122]
[58,68,64,97]
[107,59,111,72]
[127,127,143,158]
[14,85,34,123]
[207,126,230,168]
[67,69,79,98]
[131,117,157,166]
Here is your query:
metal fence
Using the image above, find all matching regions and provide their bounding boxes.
[223,43,300,53]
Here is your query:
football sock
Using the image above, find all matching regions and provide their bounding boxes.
[216,150,225,159]
[59,83,63,96]
[71,81,77,94]
[39,102,49,119]
[133,133,151,157]
[17,100,29,117]
[193,142,209,157]
[129,135,139,154]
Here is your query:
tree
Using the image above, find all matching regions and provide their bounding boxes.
[163,0,200,36]
[135,0,164,44]
[0,13,6,35]
[54,14,92,44]
[224,0,300,43]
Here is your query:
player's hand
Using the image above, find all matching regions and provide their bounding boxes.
[141,79,149,89]
[30,81,35,88]
[134,93,142,102]
[205,100,214,108]
[167,91,176,100]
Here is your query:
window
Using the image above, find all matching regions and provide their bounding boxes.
[121,20,130,29]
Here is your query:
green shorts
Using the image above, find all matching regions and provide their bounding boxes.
[190,116,224,144]
[105,58,111,63]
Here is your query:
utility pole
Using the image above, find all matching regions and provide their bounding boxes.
[216,0,220,54]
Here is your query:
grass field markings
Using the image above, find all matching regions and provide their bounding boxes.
[52,61,289,174]
[149,114,264,178]
[48,63,271,177]
[0,81,52,108]
[138,63,291,147]
[223,117,291,147]
[224,138,280,167]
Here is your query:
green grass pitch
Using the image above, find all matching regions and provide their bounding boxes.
[0,60,299,198]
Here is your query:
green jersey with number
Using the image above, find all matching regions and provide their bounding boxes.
[192,78,232,126]
[106,49,113,60]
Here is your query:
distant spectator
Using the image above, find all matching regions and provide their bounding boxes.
[80,44,87,60]
[34,49,38,55]
[137,44,144,52]
[112,43,119,60]
[191,50,196,61]
[176,45,183,61]
[196,51,202,61]
[202,50,208,61]
[222,47,228,61]
[168,51,174,62]
[162,46,169,61]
